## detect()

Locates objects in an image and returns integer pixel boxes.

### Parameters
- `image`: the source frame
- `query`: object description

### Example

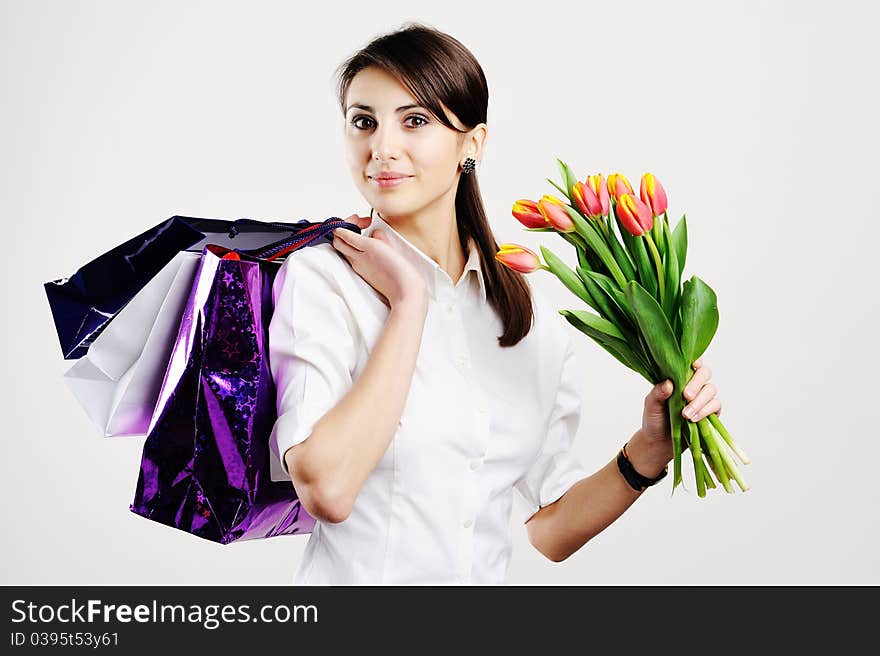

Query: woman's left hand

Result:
[640,357,723,447]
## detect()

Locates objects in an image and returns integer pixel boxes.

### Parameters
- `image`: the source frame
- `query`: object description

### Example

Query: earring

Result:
[462,156,476,174]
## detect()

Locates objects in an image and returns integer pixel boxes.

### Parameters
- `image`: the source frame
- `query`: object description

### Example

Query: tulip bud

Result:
[588,174,610,216]
[511,199,548,229]
[537,195,574,232]
[640,173,668,217]
[495,243,542,273]
[616,194,654,236]
[606,173,634,201]
[572,181,604,219]
[573,175,610,218]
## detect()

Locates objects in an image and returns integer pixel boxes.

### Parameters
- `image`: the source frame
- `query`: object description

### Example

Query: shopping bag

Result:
[44,216,312,359]
[62,251,201,437]
[129,216,358,543]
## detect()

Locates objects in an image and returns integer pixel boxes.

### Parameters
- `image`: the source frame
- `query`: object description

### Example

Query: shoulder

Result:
[275,241,351,289]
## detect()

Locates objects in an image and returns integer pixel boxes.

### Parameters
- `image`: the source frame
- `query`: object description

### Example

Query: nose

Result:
[370,121,401,163]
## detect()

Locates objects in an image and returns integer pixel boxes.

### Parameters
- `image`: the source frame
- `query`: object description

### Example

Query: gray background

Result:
[3,0,876,584]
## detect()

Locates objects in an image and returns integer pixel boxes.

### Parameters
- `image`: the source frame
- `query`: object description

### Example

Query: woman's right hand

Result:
[332,213,428,310]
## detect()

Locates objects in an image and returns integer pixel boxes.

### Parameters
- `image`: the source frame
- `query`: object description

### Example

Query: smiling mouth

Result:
[370,176,413,188]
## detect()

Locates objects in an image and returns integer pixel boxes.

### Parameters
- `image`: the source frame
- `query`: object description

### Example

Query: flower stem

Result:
[700,417,749,492]
[697,418,733,493]
[643,231,665,305]
[687,421,706,497]
[708,413,750,464]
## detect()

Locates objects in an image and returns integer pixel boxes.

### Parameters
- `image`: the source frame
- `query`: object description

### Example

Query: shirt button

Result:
[446,303,455,314]
[463,519,473,528]
[477,404,488,414]
[469,459,481,471]
[455,354,468,367]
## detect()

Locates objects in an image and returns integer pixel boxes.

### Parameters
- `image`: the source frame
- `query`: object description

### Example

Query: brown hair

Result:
[333,22,534,347]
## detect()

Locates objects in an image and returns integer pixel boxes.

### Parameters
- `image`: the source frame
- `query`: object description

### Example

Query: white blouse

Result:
[266,213,590,585]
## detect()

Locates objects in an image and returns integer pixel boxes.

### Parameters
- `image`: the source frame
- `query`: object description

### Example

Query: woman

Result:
[267,23,722,584]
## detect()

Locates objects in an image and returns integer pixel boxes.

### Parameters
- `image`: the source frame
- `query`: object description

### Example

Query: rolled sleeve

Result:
[267,251,359,481]
[514,335,590,524]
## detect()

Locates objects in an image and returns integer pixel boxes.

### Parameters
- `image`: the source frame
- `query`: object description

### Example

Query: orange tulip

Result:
[511,199,548,229]
[616,193,654,236]
[537,194,574,232]
[640,173,668,217]
[495,243,542,273]
[572,174,610,218]
[606,173,634,201]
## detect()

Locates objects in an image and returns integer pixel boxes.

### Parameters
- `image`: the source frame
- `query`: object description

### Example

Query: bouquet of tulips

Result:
[495,161,749,497]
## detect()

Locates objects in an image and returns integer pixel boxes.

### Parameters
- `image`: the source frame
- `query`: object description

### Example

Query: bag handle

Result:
[238,217,360,262]
[226,217,312,238]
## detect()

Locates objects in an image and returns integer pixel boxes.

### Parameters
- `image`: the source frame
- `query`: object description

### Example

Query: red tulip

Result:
[640,172,668,217]
[537,194,574,232]
[616,193,654,236]
[511,199,548,229]
[572,174,610,218]
[495,243,541,273]
[606,173,634,201]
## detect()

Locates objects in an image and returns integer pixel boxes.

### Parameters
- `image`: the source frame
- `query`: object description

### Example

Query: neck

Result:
[375,193,468,285]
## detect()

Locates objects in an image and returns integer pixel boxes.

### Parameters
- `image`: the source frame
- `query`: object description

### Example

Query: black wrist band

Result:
[616,442,669,491]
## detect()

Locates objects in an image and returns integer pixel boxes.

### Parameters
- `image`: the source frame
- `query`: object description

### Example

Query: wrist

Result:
[625,431,672,479]
[393,284,429,313]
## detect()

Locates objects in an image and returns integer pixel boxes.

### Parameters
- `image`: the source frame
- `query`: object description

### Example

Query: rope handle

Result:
[235,216,360,262]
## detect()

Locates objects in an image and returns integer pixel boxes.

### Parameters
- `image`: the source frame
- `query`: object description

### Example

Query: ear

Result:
[464,122,489,162]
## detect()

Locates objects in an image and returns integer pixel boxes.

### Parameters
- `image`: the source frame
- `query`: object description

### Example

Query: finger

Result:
[658,380,673,399]
[332,229,360,256]
[346,214,371,228]
[682,382,717,421]
[646,380,673,409]
[683,365,711,402]
[333,227,365,252]
[692,357,703,369]
[690,397,721,423]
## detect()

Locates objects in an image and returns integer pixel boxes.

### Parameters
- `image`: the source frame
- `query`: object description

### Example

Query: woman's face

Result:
[343,66,483,220]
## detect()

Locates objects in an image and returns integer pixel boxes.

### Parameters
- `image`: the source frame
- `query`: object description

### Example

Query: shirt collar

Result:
[361,213,487,304]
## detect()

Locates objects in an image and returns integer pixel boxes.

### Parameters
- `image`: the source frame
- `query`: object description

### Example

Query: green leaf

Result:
[604,217,637,282]
[546,177,570,200]
[679,276,719,366]
[661,218,681,323]
[578,269,659,375]
[523,226,557,232]
[556,158,579,201]
[624,280,687,384]
[540,245,597,310]
[577,267,629,329]
[671,213,688,279]
[561,205,627,289]
[559,310,654,381]
[559,308,626,340]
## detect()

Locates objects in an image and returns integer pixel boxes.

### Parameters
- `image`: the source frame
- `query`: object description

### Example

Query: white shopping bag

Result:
[63,250,201,437]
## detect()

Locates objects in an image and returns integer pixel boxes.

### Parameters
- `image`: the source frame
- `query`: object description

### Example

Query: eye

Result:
[405,114,429,127]
[350,114,429,130]
[351,115,374,130]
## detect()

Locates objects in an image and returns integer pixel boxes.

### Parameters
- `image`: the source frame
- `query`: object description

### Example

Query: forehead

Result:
[346,67,418,111]
[344,66,465,131]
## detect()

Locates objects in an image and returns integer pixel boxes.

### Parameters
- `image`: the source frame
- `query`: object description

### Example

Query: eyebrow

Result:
[346,103,425,114]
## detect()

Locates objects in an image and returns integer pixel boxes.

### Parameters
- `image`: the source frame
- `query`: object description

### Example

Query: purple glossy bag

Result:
[129,216,359,543]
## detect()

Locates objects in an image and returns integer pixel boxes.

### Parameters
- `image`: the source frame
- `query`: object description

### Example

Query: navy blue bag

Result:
[44,216,359,359]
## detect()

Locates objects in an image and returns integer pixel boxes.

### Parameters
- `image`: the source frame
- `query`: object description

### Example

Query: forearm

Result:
[288,294,428,519]
[529,429,672,562]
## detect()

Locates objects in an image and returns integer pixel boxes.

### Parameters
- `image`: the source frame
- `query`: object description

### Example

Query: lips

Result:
[369,172,412,180]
